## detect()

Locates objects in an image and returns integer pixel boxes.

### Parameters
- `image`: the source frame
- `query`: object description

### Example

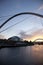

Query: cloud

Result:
[0,35,5,39]
[38,5,43,10]
[31,28,43,40]
[32,28,43,36]
[19,30,33,41]
[19,28,43,41]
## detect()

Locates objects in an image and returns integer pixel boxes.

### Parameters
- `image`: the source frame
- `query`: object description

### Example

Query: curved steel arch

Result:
[0,12,43,28]
[34,38,43,42]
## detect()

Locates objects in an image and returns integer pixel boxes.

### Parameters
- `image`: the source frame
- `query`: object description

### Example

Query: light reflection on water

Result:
[0,45,43,65]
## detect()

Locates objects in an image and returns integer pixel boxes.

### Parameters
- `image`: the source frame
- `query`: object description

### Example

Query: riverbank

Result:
[0,43,34,49]
[0,39,43,49]
[0,44,43,49]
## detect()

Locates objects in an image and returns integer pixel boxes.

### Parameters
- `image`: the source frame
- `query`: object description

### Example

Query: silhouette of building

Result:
[8,36,23,41]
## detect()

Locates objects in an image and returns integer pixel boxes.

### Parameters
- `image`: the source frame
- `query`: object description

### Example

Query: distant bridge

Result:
[0,12,43,28]
[34,38,43,42]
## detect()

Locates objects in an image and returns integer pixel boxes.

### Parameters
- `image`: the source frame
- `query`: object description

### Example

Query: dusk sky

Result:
[0,0,43,41]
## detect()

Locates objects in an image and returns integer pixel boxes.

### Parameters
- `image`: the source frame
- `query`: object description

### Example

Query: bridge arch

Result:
[0,12,43,28]
[34,38,43,42]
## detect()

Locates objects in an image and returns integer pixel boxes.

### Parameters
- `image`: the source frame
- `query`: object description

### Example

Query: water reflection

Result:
[31,45,43,65]
[0,45,43,65]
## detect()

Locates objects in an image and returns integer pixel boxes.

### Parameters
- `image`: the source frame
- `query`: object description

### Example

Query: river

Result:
[0,45,43,65]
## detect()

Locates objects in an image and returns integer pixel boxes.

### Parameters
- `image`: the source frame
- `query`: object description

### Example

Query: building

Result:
[8,36,23,42]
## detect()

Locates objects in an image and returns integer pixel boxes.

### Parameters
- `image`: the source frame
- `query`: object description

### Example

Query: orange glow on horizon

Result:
[23,35,43,42]
[31,36,43,41]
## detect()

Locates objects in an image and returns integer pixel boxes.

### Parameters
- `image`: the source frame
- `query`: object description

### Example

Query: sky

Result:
[0,0,43,41]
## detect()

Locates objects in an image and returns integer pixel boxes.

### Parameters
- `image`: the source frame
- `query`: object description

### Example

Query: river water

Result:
[0,45,43,65]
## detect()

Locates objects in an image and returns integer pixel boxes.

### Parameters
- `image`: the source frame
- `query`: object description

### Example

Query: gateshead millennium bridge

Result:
[0,12,43,28]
